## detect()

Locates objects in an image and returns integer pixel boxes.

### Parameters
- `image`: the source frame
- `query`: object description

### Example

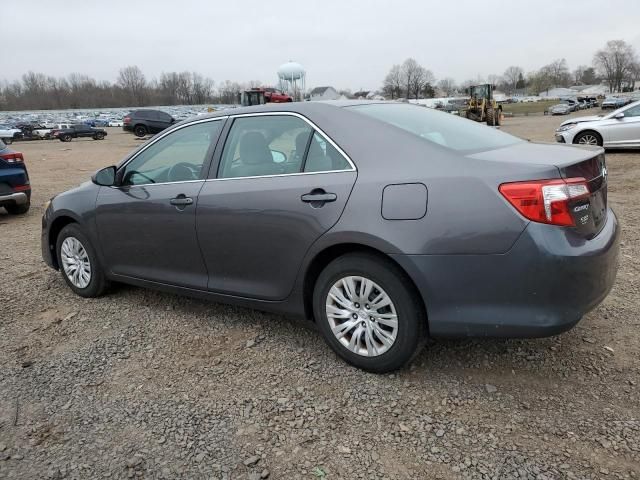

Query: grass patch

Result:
[501,100,558,115]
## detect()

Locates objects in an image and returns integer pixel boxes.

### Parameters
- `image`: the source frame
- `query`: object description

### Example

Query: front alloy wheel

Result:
[60,236,92,289]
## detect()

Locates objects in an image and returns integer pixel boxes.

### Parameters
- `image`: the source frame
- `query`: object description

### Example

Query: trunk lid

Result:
[469,142,608,238]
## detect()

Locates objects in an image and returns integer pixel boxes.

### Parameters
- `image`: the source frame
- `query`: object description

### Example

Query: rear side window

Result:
[304,132,351,172]
[351,103,522,151]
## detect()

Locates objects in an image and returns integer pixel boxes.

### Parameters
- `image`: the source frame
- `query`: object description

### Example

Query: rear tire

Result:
[62,134,72,142]
[313,252,426,373]
[56,224,109,298]
[5,201,30,215]
[134,125,147,137]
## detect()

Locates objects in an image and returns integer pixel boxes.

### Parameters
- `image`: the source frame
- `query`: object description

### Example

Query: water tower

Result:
[277,61,306,101]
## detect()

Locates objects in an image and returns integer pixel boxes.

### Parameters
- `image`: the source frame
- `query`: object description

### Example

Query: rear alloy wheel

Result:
[134,125,147,137]
[56,224,109,297]
[313,253,426,372]
[62,134,72,142]
[574,131,602,147]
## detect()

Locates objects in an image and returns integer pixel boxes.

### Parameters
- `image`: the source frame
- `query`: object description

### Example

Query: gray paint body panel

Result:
[41,101,620,339]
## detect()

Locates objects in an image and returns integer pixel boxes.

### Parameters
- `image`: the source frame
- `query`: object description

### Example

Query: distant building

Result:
[308,86,340,101]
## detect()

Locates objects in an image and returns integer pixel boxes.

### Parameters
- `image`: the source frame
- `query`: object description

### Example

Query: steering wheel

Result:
[168,162,199,182]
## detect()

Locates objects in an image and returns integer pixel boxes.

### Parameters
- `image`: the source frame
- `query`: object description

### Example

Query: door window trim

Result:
[209,111,356,182]
[115,116,228,187]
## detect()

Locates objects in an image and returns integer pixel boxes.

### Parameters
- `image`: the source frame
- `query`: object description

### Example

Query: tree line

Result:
[383,39,639,99]
[0,65,262,111]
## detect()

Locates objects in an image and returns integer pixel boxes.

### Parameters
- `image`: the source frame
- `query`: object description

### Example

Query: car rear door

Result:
[196,113,357,300]
[95,118,225,289]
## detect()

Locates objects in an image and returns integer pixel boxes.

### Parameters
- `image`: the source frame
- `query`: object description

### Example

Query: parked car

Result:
[123,109,175,137]
[549,103,571,115]
[560,99,579,112]
[0,124,24,144]
[555,99,640,148]
[52,124,107,142]
[601,97,627,110]
[0,140,30,214]
[41,101,619,372]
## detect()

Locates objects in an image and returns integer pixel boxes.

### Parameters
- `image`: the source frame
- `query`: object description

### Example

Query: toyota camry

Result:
[42,101,619,372]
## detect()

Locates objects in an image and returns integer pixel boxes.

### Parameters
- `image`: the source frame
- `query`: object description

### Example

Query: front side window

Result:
[623,104,640,117]
[351,103,522,151]
[218,115,313,178]
[121,120,222,186]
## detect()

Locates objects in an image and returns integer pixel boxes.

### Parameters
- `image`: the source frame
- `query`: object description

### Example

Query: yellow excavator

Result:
[463,84,502,126]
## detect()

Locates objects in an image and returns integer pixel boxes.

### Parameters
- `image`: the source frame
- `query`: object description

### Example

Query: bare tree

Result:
[544,59,571,87]
[502,66,523,93]
[382,64,402,99]
[593,40,638,92]
[118,65,147,105]
[437,77,456,96]
[401,58,421,99]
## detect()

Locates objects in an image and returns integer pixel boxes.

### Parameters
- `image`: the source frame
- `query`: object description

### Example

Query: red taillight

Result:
[0,152,24,163]
[123,116,131,124]
[499,177,590,226]
[13,184,30,192]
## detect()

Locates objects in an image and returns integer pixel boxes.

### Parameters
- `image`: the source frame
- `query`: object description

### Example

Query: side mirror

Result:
[614,112,625,119]
[92,165,116,186]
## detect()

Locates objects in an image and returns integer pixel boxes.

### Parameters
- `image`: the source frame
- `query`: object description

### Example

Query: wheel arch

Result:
[48,214,79,269]
[302,242,429,333]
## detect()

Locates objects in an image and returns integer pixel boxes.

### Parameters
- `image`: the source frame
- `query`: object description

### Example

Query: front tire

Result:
[56,224,109,298]
[3,137,13,145]
[574,131,602,147]
[313,253,426,373]
[62,134,72,142]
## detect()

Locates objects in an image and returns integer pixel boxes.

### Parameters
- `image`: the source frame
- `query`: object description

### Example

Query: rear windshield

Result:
[350,103,522,151]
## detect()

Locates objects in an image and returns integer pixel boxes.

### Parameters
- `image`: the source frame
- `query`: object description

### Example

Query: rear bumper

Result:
[122,125,134,132]
[0,191,29,206]
[392,209,620,338]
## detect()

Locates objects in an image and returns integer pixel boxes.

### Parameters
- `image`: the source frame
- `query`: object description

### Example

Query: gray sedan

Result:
[42,101,619,372]
[555,100,640,147]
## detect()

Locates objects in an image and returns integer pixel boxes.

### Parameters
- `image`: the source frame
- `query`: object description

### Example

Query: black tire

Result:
[95,132,105,140]
[134,125,147,137]
[495,108,502,126]
[3,137,13,145]
[5,201,30,215]
[62,134,72,142]
[56,224,109,298]
[573,130,603,147]
[313,252,427,373]
[486,107,496,126]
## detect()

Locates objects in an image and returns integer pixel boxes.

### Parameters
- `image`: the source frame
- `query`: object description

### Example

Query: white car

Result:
[34,123,73,139]
[0,125,22,144]
[555,100,640,148]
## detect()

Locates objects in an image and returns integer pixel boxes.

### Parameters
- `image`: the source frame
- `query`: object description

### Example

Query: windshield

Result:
[350,103,522,151]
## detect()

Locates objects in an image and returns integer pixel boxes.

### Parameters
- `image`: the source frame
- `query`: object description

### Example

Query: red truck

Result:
[241,87,292,106]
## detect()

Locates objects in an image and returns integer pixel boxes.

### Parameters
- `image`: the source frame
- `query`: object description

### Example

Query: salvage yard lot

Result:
[1,113,639,479]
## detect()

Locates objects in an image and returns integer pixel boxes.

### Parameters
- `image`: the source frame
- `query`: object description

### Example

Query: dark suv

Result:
[123,110,175,137]
[0,140,30,214]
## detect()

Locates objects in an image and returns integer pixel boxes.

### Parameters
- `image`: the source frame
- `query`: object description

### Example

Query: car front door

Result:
[95,118,225,288]
[601,104,640,147]
[196,113,357,300]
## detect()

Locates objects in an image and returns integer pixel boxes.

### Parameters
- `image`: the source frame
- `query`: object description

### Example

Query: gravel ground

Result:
[1,113,638,479]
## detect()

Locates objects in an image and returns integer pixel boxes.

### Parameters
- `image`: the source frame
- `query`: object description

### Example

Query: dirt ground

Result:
[0,112,638,479]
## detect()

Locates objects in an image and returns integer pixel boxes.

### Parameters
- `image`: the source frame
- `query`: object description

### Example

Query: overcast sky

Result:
[6,0,640,90]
